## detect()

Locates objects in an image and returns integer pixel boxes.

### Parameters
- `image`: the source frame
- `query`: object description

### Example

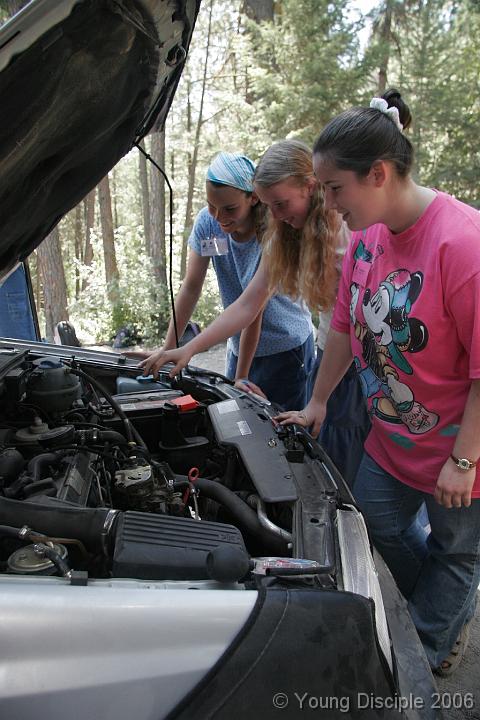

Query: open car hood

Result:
[0,0,200,281]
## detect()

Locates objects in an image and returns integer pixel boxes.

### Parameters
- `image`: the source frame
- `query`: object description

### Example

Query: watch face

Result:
[459,458,471,470]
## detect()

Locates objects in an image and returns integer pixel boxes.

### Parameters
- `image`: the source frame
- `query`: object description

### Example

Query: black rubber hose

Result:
[0,524,49,543]
[75,429,129,446]
[73,428,151,463]
[68,367,140,447]
[0,524,23,539]
[0,449,25,485]
[36,544,71,578]
[174,477,288,555]
[0,497,117,552]
[23,479,57,498]
[26,453,59,483]
[3,453,61,498]
[99,430,129,445]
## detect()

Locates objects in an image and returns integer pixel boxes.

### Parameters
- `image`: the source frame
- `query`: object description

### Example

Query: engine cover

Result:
[208,399,298,503]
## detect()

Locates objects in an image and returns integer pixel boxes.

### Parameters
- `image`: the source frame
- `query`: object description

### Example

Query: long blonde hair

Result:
[254,139,341,311]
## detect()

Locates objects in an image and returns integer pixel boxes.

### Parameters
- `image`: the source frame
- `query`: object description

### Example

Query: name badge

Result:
[200,236,229,257]
[352,258,371,286]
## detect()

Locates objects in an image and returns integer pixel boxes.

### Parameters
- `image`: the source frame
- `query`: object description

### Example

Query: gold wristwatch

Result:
[450,454,477,471]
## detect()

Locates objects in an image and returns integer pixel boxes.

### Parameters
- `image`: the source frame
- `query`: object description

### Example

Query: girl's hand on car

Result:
[274,399,327,438]
[234,378,267,399]
[139,345,192,378]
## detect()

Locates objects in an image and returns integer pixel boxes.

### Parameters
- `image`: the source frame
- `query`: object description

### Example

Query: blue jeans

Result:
[354,452,480,668]
[225,333,315,411]
[307,348,371,488]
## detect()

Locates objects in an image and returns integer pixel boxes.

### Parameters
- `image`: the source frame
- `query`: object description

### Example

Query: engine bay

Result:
[0,344,350,587]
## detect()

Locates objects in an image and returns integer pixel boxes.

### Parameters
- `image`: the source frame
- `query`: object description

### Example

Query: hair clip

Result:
[369,97,403,131]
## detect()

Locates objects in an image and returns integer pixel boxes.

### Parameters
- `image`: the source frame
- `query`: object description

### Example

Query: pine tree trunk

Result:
[36,227,69,342]
[139,139,152,255]
[74,204,82,300]
[242,0,274,22]
[377,0,393,94]
[111,169,119,229]
[410,0,431,178]
[149,130,167,288]
[98,174,120,304]
[180,0,214,280]
[82,189,95,292]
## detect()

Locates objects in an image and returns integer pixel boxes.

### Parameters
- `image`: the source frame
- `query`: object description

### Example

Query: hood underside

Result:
[0,0,199,280]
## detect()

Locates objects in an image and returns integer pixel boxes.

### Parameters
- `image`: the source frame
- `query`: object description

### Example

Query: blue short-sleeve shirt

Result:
[188,207,313,357]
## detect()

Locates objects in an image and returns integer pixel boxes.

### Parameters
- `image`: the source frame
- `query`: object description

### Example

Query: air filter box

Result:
[112,511,247,581]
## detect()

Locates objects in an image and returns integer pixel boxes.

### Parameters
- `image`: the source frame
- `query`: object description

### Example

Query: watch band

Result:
[450,454,477,471]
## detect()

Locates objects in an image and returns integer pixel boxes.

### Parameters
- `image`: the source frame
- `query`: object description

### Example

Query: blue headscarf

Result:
[206,152,256,193]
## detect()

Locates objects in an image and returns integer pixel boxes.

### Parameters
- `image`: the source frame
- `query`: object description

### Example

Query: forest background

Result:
[1,0,479,346]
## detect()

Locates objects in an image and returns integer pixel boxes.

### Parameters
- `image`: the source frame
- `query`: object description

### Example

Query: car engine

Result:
[0,346,347,586]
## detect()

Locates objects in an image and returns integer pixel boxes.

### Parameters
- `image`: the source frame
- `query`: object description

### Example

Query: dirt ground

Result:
[195,343,480,718]
[191,342,228,375]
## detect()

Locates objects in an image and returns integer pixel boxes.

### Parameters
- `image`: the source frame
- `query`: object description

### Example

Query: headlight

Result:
[337,506,393,672]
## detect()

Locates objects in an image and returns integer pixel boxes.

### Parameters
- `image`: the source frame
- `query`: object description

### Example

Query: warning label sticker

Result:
[217,400,239,414]
[237,420,252,435]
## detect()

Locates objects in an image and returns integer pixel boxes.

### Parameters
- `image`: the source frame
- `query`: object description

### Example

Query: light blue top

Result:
[188,207,313,357]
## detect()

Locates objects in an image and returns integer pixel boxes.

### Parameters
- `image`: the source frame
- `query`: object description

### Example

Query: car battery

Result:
[157,395,210,474]
[105,390,209,470]
[103,388,183,450]
[113,388,184,412]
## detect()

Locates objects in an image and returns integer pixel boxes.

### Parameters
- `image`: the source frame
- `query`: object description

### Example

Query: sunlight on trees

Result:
[4,0,476,345]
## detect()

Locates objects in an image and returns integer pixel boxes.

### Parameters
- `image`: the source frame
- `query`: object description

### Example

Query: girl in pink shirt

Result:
[277,89,480,678]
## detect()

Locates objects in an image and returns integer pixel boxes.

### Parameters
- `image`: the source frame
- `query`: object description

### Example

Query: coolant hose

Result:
[174,476,288,555]
[75,429,129,446]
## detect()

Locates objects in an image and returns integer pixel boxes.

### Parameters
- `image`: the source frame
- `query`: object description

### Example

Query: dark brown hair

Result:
[313,89,413,177]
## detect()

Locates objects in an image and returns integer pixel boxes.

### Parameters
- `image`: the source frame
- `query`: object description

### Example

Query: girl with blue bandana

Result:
[141,151,315,410]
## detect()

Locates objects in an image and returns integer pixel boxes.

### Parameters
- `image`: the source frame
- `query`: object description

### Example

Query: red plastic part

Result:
[169,394,200,411]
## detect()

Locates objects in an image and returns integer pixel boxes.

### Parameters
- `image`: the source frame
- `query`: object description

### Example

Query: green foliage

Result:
[28,0,480,342]
[243,0,366,143]
[373,0,479,205]
[190,267,224,330]
[66,223,171,346]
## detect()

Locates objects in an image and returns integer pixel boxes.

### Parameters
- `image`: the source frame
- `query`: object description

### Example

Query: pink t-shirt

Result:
[331,191,480,496]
